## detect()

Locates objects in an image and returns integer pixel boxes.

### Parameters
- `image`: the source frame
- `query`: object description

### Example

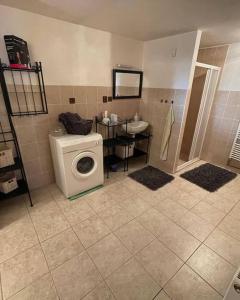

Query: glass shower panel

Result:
[192,69,219,159]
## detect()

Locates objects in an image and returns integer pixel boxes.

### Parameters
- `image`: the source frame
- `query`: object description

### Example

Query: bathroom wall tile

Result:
[86,86,97,105]
[97,86,108,103]
[20,142,39,162]
[15,125,37,145]
[60,86,74,105]
[75,103,87,118]
[74,86,87,103]
[45,85,61,105]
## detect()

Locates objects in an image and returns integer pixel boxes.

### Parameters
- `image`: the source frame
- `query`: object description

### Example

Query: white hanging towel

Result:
[160,104,175,160]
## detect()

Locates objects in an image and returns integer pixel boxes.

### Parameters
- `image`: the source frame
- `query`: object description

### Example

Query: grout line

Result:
[26,191,61,300]
[51,189,118,300]
[1,168,238,299]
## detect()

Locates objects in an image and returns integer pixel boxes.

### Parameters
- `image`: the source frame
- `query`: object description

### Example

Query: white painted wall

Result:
[143,31,200,89]
[219,43,240,91]
[0,5,143,86]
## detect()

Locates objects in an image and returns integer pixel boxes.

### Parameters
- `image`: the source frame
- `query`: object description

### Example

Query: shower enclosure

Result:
[177,62,220,169]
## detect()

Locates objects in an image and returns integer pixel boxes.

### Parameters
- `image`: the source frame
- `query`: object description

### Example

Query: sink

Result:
[122,121,149,135]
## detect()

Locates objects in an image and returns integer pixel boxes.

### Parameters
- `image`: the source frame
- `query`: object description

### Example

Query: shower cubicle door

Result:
[189,66,220,160]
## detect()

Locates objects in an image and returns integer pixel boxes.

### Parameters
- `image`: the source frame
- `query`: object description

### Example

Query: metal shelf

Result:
[0,61,48,116]
[0,180,28,200]
[0,58,34,206]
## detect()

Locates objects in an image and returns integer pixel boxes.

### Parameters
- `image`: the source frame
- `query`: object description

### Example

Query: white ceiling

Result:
[1,0,240,46]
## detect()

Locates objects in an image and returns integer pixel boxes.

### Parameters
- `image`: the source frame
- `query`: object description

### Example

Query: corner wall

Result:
[200,45,240,169]
[141,31,201,173]
[0,5,143,189]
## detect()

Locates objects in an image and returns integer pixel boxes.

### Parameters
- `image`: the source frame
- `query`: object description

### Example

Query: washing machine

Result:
[49,133,104,198]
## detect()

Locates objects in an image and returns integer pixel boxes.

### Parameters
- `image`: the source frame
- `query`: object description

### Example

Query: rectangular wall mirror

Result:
[112,69,143,99]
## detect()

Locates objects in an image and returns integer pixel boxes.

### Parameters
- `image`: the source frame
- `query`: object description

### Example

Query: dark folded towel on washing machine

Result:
[59,112,93,135]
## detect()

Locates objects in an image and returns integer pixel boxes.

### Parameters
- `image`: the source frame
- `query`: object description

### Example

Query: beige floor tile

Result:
[136,239,183,286]
[86,191,117,212]
[228,201,240,222]
[172,191,201,209]
[189,188,210,200]
[8,273,58,300]
[0,196,28,226]
[29,200,70,241]
[106,258,160,300]
[191,201,225,226]
[205,193,238,213]
[137,208,169,237]
[154,198,188,222]
[114,220,155,254]
[98,205,134,231]
[218,215,240,242]
[119,194,150,218]
[73,216,110,248]
[205,229,240,267]
[87,233,131,278]
[160,185,179,198]
[41,228,83,270]
[138,209,200,260]
[59,198,96,225]
[107,181,137,200]
[0,245,48,299]
[221,189,240,202]
[137,190,165,207]
[156,219,201,261]
[164,265,222,300]
[187,244,236,296]
[82,282,115,300]
[121,178,148,194]
[178,182,198,193]
[154,290,171,300]
[52,251,102,300]
[0,215,38,264]
[177,211,214,242]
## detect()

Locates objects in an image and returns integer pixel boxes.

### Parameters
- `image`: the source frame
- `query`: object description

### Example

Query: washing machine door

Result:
[72,151,98,178]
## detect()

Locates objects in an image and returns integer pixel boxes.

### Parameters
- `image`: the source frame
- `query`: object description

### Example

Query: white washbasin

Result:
[122,121,149,135]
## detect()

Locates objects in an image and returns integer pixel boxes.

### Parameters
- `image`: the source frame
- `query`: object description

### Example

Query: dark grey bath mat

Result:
[180,163,237,192]
[128,166,174,191]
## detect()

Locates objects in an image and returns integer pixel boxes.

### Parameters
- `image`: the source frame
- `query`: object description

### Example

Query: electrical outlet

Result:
[103,96,107,103]
[108,96,112,102]
[69,97,75,104]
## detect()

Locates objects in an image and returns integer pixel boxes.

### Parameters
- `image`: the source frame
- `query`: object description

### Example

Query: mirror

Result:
[112,69,143,99]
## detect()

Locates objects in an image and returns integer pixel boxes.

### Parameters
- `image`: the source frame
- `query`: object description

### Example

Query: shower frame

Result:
[175,62,221,171]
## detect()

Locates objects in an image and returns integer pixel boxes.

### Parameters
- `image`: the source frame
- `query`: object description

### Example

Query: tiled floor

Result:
[0,161,240,299]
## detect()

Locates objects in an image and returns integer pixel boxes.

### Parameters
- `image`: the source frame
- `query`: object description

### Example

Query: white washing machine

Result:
[49,133,104,198]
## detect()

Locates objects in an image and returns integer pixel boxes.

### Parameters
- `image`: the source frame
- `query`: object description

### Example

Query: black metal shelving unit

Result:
[0,60,48,206]
[95,117,151,178]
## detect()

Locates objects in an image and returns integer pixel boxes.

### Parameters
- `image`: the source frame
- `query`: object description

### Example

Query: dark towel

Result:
[59,112,93,135]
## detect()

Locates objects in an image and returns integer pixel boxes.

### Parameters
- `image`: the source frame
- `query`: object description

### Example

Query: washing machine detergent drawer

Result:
[63,147,104,197]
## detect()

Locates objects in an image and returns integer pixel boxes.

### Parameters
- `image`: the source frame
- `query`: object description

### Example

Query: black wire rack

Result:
[0,60,48,116]
[0,59,49,206]
[0,118,33,206]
